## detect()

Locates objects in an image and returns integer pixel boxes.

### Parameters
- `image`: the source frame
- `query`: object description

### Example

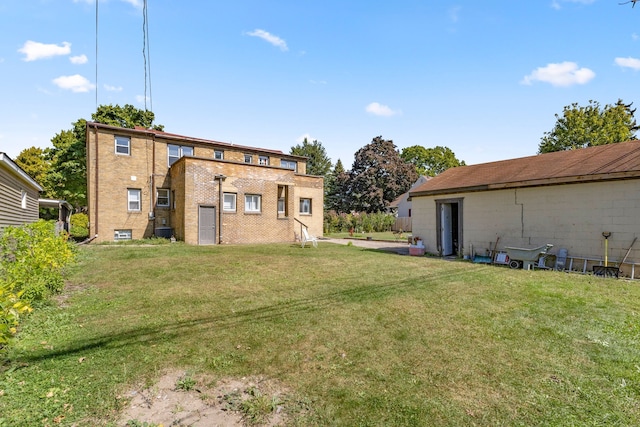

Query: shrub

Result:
[0,220,76,301]
[0,284,31,350]
[324,211,396,233]
[70,213,89,239]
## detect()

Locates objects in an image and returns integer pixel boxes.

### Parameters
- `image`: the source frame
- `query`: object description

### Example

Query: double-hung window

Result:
[281,160,297,171]
[300,198,312,215]
[259,155,269,165]
[128,189,141,211]
[223,193,237,212]
[244,154,253,164]
[277,185,288,216]
[115,136,131,155]
[156,189,170,207]
[245,194,261,213]
[168,144,194,166]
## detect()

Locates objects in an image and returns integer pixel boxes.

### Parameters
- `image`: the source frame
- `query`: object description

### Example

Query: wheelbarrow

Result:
[504,244,553,270]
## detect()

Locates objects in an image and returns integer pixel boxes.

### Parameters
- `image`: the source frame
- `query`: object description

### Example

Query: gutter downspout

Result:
[215,174,226,244]
[92,123,99,237]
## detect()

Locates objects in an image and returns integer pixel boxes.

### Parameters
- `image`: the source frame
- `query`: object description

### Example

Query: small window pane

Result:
[259,156,269,165]
[278,198,285,214]
[245,194,261,212]
[244,154,253,163]
[182,146,193,157]
[168,145,180,166]
[115,136,130,155]
[215,150,224,160]
[157,189,170,207]
[223,193,236,211]
[21,190,27,209]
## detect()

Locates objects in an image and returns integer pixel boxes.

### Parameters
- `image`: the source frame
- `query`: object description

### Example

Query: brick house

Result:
[86,122,323,244]
[409,141,640,274]
[0,152,43,232]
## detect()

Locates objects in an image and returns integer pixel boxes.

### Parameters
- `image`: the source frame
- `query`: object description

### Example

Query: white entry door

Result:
[441,203,453,256]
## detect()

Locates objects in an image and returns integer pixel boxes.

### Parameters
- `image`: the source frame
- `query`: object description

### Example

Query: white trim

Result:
[0,152,43,192]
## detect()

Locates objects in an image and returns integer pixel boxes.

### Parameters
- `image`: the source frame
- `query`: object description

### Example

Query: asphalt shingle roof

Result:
[410,140,640,197]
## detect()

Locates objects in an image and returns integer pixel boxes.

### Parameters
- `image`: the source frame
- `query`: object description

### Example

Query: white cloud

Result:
[19,41,71,61]
[297,133,314,143]
[70,54,88,65]
[122,0,143,8]
[309,79,327,85]
[52,74,95,93]
[104,84,123,92]
[633,33,639,41]
[246,29,288,51]
[615,57,640,70]
[551,0,595,10]
[449,6,461,23]
[365,102,401,117]
[521,62,595,87]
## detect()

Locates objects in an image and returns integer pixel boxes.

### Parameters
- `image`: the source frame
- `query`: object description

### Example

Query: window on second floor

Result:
[214,150,224,160]
[281,160,297,171]
[168,144,194,166]
[128,188,141,211]
[244,154,253,164]
[115,136,131,155]
[259,155,269,165]
[156,188,170,207]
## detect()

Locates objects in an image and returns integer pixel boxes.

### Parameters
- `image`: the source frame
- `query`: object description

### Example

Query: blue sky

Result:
[1,0,640,167]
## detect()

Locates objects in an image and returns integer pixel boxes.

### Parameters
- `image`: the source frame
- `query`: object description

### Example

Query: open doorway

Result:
[436,198,463,256]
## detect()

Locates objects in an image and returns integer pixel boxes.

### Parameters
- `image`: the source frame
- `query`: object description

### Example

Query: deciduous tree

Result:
[538,99,638,154]
[347,136,418,213]
[401,145,465,176]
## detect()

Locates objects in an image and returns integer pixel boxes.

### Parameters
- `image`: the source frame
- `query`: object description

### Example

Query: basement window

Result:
[114,229,132,241]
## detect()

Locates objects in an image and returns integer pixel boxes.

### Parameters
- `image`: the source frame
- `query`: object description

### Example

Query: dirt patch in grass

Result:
[118,370,292,426]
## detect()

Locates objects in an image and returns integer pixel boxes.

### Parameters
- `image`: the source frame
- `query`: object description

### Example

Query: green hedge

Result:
[324,211,396,234]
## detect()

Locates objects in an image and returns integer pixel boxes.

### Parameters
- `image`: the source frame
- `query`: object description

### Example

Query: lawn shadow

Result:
[14,265,481,365]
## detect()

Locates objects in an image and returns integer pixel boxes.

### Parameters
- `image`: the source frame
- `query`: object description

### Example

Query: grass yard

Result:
[2,242,640,426]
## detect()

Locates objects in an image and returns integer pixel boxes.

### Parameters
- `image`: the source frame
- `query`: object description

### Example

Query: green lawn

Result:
[2,242,640,426]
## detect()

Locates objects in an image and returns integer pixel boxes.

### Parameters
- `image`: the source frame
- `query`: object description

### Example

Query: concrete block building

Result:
[86,122,323,244]
[409,141,640,273]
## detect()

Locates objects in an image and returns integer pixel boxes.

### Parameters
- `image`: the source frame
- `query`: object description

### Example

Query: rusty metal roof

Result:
[410,140,640,197]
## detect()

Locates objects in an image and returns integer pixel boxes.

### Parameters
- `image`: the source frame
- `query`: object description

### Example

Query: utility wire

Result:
[95,0,99,110]
[143,0,152,113]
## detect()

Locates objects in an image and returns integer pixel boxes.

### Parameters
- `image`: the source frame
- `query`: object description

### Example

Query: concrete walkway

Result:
[321,237,410,255]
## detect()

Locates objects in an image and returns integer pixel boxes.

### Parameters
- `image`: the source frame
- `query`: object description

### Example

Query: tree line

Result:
[15,98,639,220]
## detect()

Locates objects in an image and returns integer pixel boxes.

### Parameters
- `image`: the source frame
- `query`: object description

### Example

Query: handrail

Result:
[293,217,309,229]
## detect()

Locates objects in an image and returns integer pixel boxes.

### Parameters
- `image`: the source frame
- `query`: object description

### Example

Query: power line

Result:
[95,0,99,110]
[143,0,152,113]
